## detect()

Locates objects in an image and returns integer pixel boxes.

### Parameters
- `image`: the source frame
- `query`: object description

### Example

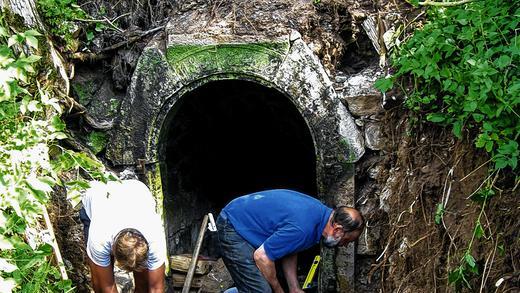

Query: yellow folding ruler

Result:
[302,255,321,289]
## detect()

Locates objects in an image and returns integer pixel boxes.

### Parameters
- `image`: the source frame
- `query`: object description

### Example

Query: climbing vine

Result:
[0,12,113,292]
[376,0,519,289]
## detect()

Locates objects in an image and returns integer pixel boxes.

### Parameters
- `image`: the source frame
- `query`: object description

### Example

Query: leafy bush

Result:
[0,16,113,291]
[376,0,519,289]
[377,0,519,172]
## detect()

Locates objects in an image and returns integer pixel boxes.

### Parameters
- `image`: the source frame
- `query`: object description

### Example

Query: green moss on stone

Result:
[166,41,289,77]
[72,81,94,105]
[109,98,120,114]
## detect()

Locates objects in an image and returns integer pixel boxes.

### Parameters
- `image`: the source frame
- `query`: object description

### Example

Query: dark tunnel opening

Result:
[161,79,319,283]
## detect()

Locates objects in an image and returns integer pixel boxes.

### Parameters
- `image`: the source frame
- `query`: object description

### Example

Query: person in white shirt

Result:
[80,179,167,293]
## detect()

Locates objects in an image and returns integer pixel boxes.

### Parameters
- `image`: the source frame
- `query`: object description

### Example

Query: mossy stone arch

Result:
[106,31,364,292]
[107,32,363,178]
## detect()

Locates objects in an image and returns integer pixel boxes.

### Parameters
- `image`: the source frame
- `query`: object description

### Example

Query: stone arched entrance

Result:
[106,29,364,291]
[160,77,318,266]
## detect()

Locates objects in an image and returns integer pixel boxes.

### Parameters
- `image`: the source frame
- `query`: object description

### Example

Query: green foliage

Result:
[376,0,519,289]
[87,131,107,155]
[377,0,520,172]
[448,252,479,290]
[36,0,85,51]
[0,21,112,291]
[434,202,444,225]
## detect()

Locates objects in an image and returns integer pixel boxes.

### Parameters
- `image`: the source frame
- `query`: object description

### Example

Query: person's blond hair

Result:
[112,228,149,272]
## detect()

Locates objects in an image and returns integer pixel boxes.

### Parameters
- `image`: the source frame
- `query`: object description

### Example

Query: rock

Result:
[337,66,384,117]
[114,267,134,293]
[380,169,398,212]
[364,121,385,151]
[201,258,233,293]
[368,164,383,180]
[72,68,123,130]
[357,216,381,256]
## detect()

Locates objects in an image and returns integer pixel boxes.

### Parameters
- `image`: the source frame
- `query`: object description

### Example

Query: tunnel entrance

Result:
[161,78,319,281]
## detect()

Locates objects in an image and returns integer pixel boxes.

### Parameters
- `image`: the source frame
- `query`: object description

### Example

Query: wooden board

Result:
[171,273,203,288]
[170,254,215,275]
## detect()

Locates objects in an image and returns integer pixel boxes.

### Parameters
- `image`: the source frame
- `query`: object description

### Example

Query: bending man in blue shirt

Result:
[217,189,364,293]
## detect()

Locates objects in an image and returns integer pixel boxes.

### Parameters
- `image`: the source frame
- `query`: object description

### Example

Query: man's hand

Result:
[281,254,305,293]
[254,245,284,293]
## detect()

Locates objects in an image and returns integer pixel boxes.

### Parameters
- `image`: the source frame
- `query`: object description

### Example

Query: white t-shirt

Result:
[82,179,167,270]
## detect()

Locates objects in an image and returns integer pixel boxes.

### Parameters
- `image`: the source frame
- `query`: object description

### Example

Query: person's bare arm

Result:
[281,254,304,293]
[133,264,165,293]
[87,258,118,293]
[254,245,284,293]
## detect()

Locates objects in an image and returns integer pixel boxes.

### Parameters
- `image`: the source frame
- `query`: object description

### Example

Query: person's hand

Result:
[288,288,305,293]
[273,288,285,293]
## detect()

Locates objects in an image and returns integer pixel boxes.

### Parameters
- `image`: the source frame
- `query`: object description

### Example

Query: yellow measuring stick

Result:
[302,255,321,289]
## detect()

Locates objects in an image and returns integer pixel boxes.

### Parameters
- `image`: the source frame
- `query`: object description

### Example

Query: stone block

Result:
[364,121,385,151]
[336,66,384,117]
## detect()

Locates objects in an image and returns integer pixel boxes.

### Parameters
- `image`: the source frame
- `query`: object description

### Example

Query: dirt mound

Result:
[369,108,519,292]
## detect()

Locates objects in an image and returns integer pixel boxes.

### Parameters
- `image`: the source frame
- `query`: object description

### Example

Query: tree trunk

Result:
[1,0,42,27]
[1,0,71,94]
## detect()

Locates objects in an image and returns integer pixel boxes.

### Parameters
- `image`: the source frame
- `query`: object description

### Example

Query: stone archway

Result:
[160,78,319,268]
[106,28,364,292]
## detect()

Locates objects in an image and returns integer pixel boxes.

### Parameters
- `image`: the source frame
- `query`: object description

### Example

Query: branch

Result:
[69,26,165,62]
[418,0,474,6]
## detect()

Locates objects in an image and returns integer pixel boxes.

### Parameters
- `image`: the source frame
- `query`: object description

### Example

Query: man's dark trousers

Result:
[217,212,272,293]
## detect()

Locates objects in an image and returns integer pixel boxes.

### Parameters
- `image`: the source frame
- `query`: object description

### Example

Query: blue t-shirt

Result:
[222,189,332,261]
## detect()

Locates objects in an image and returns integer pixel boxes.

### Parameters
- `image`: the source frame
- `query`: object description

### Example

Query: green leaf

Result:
[374,77,394,92]
[23,29,42,37]
[434,203,444,225]
[0,235,14,250]
[470,188,495,203]
[25,35,39,50]
[464,253,476,268]
[427,113,446,123]
[51,116,66,131]
[485,140,494,152]
[495,55,511,69]
[448,267,463,284]
[24,54,41,63]
[452,120,463,139]
[463,101,477,112]
[474,222,484,239]
[498,244,505,256]
[86,31,95,41]
[7,34,24,47]
[472,113,484,122]
[0,26,8,37]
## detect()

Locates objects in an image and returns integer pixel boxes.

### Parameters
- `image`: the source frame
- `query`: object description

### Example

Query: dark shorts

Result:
[79,206,90,243]
[216,213,272,293]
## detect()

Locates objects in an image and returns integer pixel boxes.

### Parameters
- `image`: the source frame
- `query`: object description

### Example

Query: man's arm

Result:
[133,264,165,293]
[87,258,117,293]
[254,245,284,293]
[281,254,304,293]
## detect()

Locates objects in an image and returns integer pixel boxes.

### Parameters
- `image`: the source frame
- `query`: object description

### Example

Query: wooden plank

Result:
[170,254,215,275]
[171,273,203,288]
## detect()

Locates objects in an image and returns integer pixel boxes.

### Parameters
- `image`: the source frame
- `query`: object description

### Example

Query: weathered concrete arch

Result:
[107,31,364,189]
